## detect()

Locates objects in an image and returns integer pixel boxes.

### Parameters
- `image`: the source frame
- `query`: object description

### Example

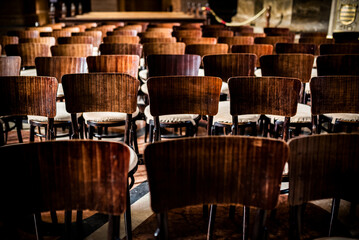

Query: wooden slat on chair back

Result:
[228,76,301,116]
[317,54,359,76]
[0,56,21,76]
[140,37,176,44]
[146,28,173,34]
[104,36,140,44]
[288,134,359,206]
[181,37,217,45]
[107,30,137,36]
[58,36,94,45]
[254,36,294,46]
[310,76,359,115]
[275,43,316,55]
[72,31,102,48]
[0,140,129,215]
[203,53,256,83]
[5,43,51,67]
[51,44,93,57]
[231,44,273,68]
[35,57,87,83]
[19,37,56,46]
[122,24,142,32]
[147,76,221,116]
[145,136,288,212]
[299,37,334,45]
[202,30,234,38]
[62,73,139,114]
[218,36,254,50]
[172,30,202,40]
[99,43,143,57]
[87,55,139,79]
[0,76,57,117]
[147,54,201,77]
[0,36,19,55]
[320,43,359,55]
[41,30,72,44]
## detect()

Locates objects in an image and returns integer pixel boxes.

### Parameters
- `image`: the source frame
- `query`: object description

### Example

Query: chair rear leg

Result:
[15,117,23,143]
[289,205,302,240]
[329,198,340,237]
[108,215,120,240]
[155,213,169,240]
[243,206,250,240]
[207,204,217,240]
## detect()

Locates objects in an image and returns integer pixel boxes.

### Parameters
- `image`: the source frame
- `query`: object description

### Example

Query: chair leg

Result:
[131,121,139,154]
[243,206,250,240]
[207,204,217,240]
[125,183,133,240]
[30,125,35,142]
[15,117,23,143]
[149,123,154,143]
[252,209,267,240]
[329,198,340,237]
[155,213,169,240]
[108,215,120,240]
[289,205,302,240]
[144,123,149,143]
[33,213,43,240]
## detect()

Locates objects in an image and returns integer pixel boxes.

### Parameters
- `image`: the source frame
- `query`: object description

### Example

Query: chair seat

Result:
[324,113,359,124]
[144,105,198,125]
[266,103,311,124]
[83,107,140,123]
[214,101,260,125]
[28,102,71,122]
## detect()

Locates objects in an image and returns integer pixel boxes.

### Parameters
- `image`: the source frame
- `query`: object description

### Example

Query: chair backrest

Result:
[172,30,202,40]
[218,36,254,50]
[229,25,254,35]
[288,134,359,206]
[310,76,359,115]
[90,25,116,37]
[51,44,93,57]
[145,136,288,212]
[203,53,256,83]
[140,37,176,44]
[254,36,294,46]
[320,43,359,55]
[0,56,21,76]
[0,140,129,216]
[264,27,290,36]
[298,37,334,55]
[231,44,273,68]
[104,36,140,44]
[202,30,234,38]
[146,28,172,34]
[35,56,87,84]
[9,30,40,39]
[0,36,19,55]
[138,31,172,38]
[147,54,201,77]
[5,43,51,68]
[0,76,57,118]
[300,32,327,38]
[19,37,56,47]
[143,42,185,66]
[181,37,217,45]
[99,43,143,57]
[41,30,72,43]
[122,24,142,32]
[316,54,359,76]
[27,26,53,33]
[87,55,139,79]
[62,73,139,114]
[185,43,228,58]
[333,31,359,43]
[229,76,301,117]
[275,43,316,55]
[58,36,94,45]
[107,30,137,36]
[72,31,102,48]
[201,25,225,30]
[147,76,221,117]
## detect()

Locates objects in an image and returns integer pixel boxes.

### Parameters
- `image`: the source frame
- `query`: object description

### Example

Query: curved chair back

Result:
[181,37,217,45]
[300,32,327,38]
[202,30,234,38]
[5,43,51,68]
[333,31,359,43]
[99,43,142,57]
[58,36,94,45]
[107,29,137,36]
[264,27,290,36]
[0,56,21,76]
[231,44,273,68]
[140,37,176,44]
[317,54,359,76]
[275,43,316,55]
[72,31,102,48]
[19,37,56,47]
[172,30,202,40]
[51,44,93,57]
[9,30,40,39]
[143,42,185,64]
[229,25,254,35]
[27,26,52,33]
[90,25,116,37]
[320,43,359,55]
[254,36,294,46]
[185,44,228,67]
[41,30,72,44]
[218,36,254,50]
[104,36,140,44]
[138,31,172,38]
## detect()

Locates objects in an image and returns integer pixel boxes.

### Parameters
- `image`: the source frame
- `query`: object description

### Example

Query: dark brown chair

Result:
[72,31,102,48]
[178,22,202,29]
[218,36,254,51]
[0,36,19,55]
[99,43,143,57]
[0,56,21,76]
[104,36,140,44]
[51,44,93,57]
[40,30,72,44]
[172,29,202,41]
[5,43,51,68]
[0,140,130,240]
[181,37,217,45]
[264,27,290,36]
[145,135,288,240]
[202,29,234,38]
[107,30,138,36]
[229,26,254,36]
[300,32,327,38]
[147,76,221,142]
[311,76,359,134]
[288,134,359,239]
[254,36,294,47]
[333,31,359,43]
[232,44,273,68]
[320,43,359,55]
[201,24,225,30]
[19,37,56,46]
[299,37,334,55]
[140,37,176,44]
[57,36,94,45]
[317,54,359,76]
[275,43,316,55]
[185,44,228,67]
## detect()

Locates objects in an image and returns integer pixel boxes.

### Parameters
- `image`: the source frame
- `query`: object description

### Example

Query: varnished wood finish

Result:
[232,44,273,68]
[288,133,359,206]
[317,54,359,76]
[275,43,316,55]
[179,23,202,29]
[172,30,202,41]
[108,30,138,36]
[203,53,256,83]
[143,42,185,60]
[185,43,228,58]
[87,55,140,79]
[51,44,93,57]
[140,37,176,44]
[0,36,19,55]
[121,24,142,33]
[5,43,51,68]
[229,26,254,36]
[40,31,72,43]
[58,36,94,45]
[298,37,334,55]
[310,76,359,115]
[202,30,234,38]
[90,25,116,37]
[320,44,359,55]
[99,43,143,57]
[148,23,179,28]
[254,36,294,46]
[181,37,217,45]
[72,31,102,48]
[333,31,359,43]
[35,57,87,84]
[9,30,40,39]
[104,36,140,44]
[264,27,289,36]
[105,22,124,27]
[19,37,56,46]
[146,28,172,34]
[145,136,288,212]
[138,31,172,38]
[44,23,66,30]
[147,76,221,116]
[218,36,254,50]
[62,73,139,114]
[0,56,21,76]
[300,32,327,38]
[27,26,53,33]
[0,140,129,216]
[147,54,201,77]
[201,25,225,30]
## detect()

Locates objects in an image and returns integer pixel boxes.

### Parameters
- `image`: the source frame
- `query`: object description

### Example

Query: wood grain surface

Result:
[0,56,21,76]
[99,43,143,57]
[232,44,273,68]
[51,44,93,57]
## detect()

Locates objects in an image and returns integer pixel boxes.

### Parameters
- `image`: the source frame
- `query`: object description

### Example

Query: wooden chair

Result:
[143,42,185,67]
[179,22,202,29]
[311,76,359,134]
[202,29,234,38]
[27,26,53,33]
[218,36,254,51]
[317,54,359,76]
[300,32,327,38]
[121,24,142,33]
[288,134,359,239]
[0,56,21,76]
[40,30,72,44]
[72,31,102,48]
[104,36,140,44]
[320,43,359,55]
[0,36,19,55]
[5,43,51,68]
[57,36,94,45]
[108,30,138,36]
[44,22,65,30]
[8,30,40,39]
[264,27,290,36]
[181,37,217,45]
[127,22,148,32]
[172,29,202,41]
[0,76,57,146]
[138,31,172,38]
[260,54,314,137]
[185,44,228,67]
[201,24,226,30]
[275,43,316,55]
[146,28,172,34]
[229,25,254,36]
[333,31,359,43]
[140,37,176,44]
[231,44,273,68]
[0,140,130,240]
[19,37,56,46]
[145,135,288,240]
[90,25,116,37]
[62,27,81,33]
[104,21,124,27]
[99,43,143,57]
[51,44,93,57]
[299,37,334,55]
[147,76,221,142]
[148,23,179,28]
[254,36,294,47]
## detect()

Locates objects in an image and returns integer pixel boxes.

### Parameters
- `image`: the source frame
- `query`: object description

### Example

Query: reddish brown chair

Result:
[143,42,185,67]
[99,43,143,57]
[185,44,229,67]
[254,36,294,47]
[231,44,273,68]
[140,37,176,44]
[89,25,116,37]
[181,37,217,45]
[316,54,359,76]
[0,36,19,55]
[104,36,140,44]
[264,27,290,36]
[218,36,254,51]
[107,30,138,36]
[5,43,51,68]
[57,36,94,45]
[27,26,53,33]
[300,32,327,38]
[138,31,172,38]
[229,25,254,36]
[172,29,202,41]
[0,56,21,76]
[19,37,56,46]
[8,30,40,39]
[72,31,102,48]
[202,30,234,38]
[51,44,93,57]
[40,30,72,43]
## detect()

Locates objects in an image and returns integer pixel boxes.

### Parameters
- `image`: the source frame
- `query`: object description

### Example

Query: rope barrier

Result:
[203,6,268,27]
